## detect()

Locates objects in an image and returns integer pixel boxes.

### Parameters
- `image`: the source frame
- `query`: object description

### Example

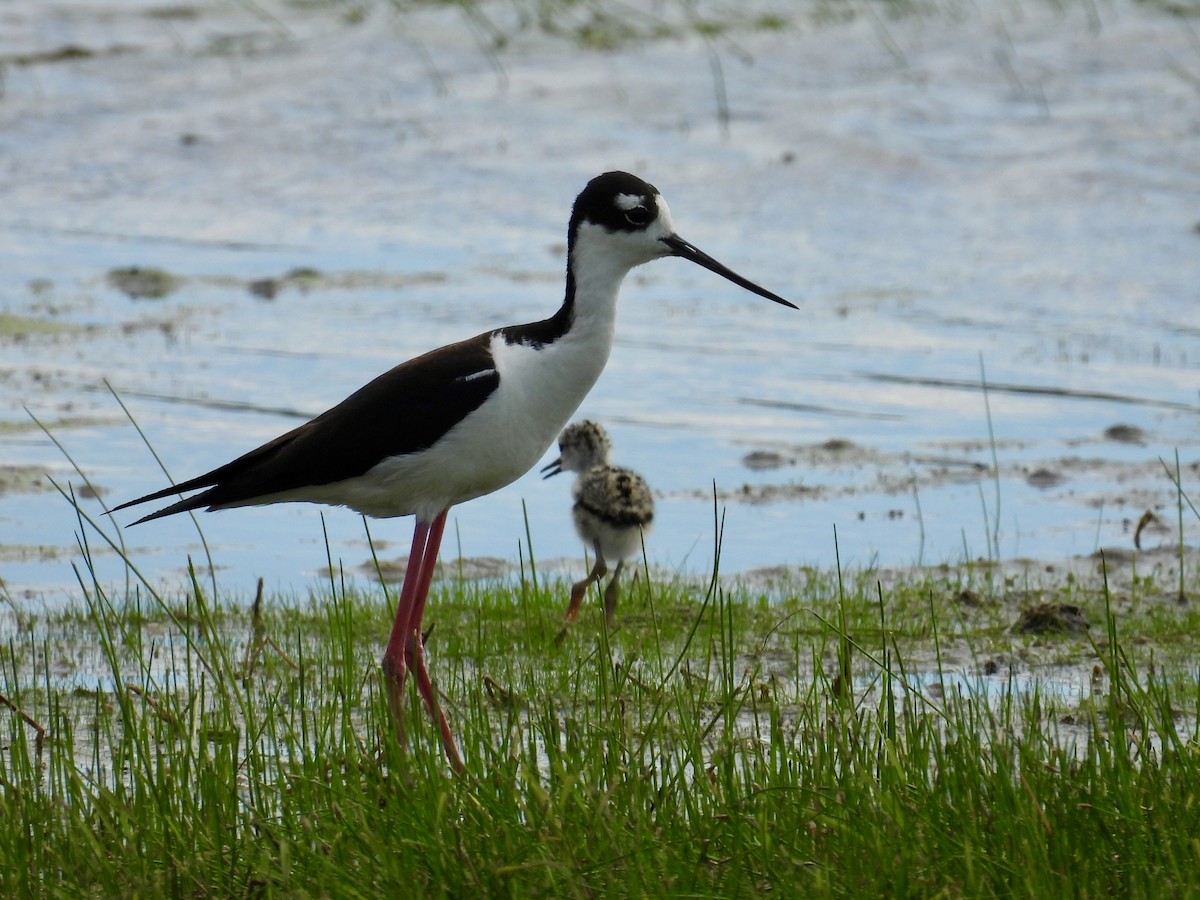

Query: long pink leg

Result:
[406,512,463,771]
[381,510,463,771]
[382,518,434,745]
[404,510,447,669]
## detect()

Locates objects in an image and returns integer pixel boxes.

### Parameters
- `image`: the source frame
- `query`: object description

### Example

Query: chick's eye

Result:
[624,206,652,226]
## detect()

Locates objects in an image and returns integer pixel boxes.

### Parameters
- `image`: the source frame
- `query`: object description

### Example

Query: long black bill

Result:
[660,234,797,309]
[540,458,563,479]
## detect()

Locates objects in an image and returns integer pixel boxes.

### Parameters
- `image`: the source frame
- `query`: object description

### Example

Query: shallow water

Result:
[1,0,1197,605]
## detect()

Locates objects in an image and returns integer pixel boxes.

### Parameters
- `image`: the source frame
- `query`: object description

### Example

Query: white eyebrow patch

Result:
[615,192,647,211]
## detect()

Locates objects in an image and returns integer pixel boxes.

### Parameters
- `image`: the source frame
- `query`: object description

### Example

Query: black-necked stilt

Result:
[113,170,795,771]
[542,420,653,640]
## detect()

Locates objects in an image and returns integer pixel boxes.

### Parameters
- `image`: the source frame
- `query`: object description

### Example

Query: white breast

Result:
[305,324,614,522]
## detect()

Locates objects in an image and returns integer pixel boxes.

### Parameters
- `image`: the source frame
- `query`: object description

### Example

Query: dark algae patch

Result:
[106,266,180,300]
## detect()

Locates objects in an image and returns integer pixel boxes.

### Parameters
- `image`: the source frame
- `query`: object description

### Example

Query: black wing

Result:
[114,330,502,524]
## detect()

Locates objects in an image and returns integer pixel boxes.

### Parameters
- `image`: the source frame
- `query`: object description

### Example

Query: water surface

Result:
[2,0,1196,604]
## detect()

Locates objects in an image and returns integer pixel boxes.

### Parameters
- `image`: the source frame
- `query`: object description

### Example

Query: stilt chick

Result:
[542,420,654,638]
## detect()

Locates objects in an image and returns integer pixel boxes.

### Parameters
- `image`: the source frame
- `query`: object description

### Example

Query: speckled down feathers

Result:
[555,420,612,474]
[573,465,654,529]
[551,420,654,563]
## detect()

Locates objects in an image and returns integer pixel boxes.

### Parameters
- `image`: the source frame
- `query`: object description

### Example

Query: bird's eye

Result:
[624,206,652,226]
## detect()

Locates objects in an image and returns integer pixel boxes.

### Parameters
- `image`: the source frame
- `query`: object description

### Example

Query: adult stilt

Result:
[112,172,794,771]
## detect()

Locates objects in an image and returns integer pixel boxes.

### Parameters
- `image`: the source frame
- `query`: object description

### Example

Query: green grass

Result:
[2,524,1198,896]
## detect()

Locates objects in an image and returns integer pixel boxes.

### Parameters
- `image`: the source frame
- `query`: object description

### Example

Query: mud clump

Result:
[1013,603,1089,636]
[1103,424,1147,445]
[106,266,179,300]
[1026,467,1065,489]
[247,267,322,300]
[742,450,791,471]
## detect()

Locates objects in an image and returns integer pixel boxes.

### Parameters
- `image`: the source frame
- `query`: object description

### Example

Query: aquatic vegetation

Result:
[1,517,1197,895]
